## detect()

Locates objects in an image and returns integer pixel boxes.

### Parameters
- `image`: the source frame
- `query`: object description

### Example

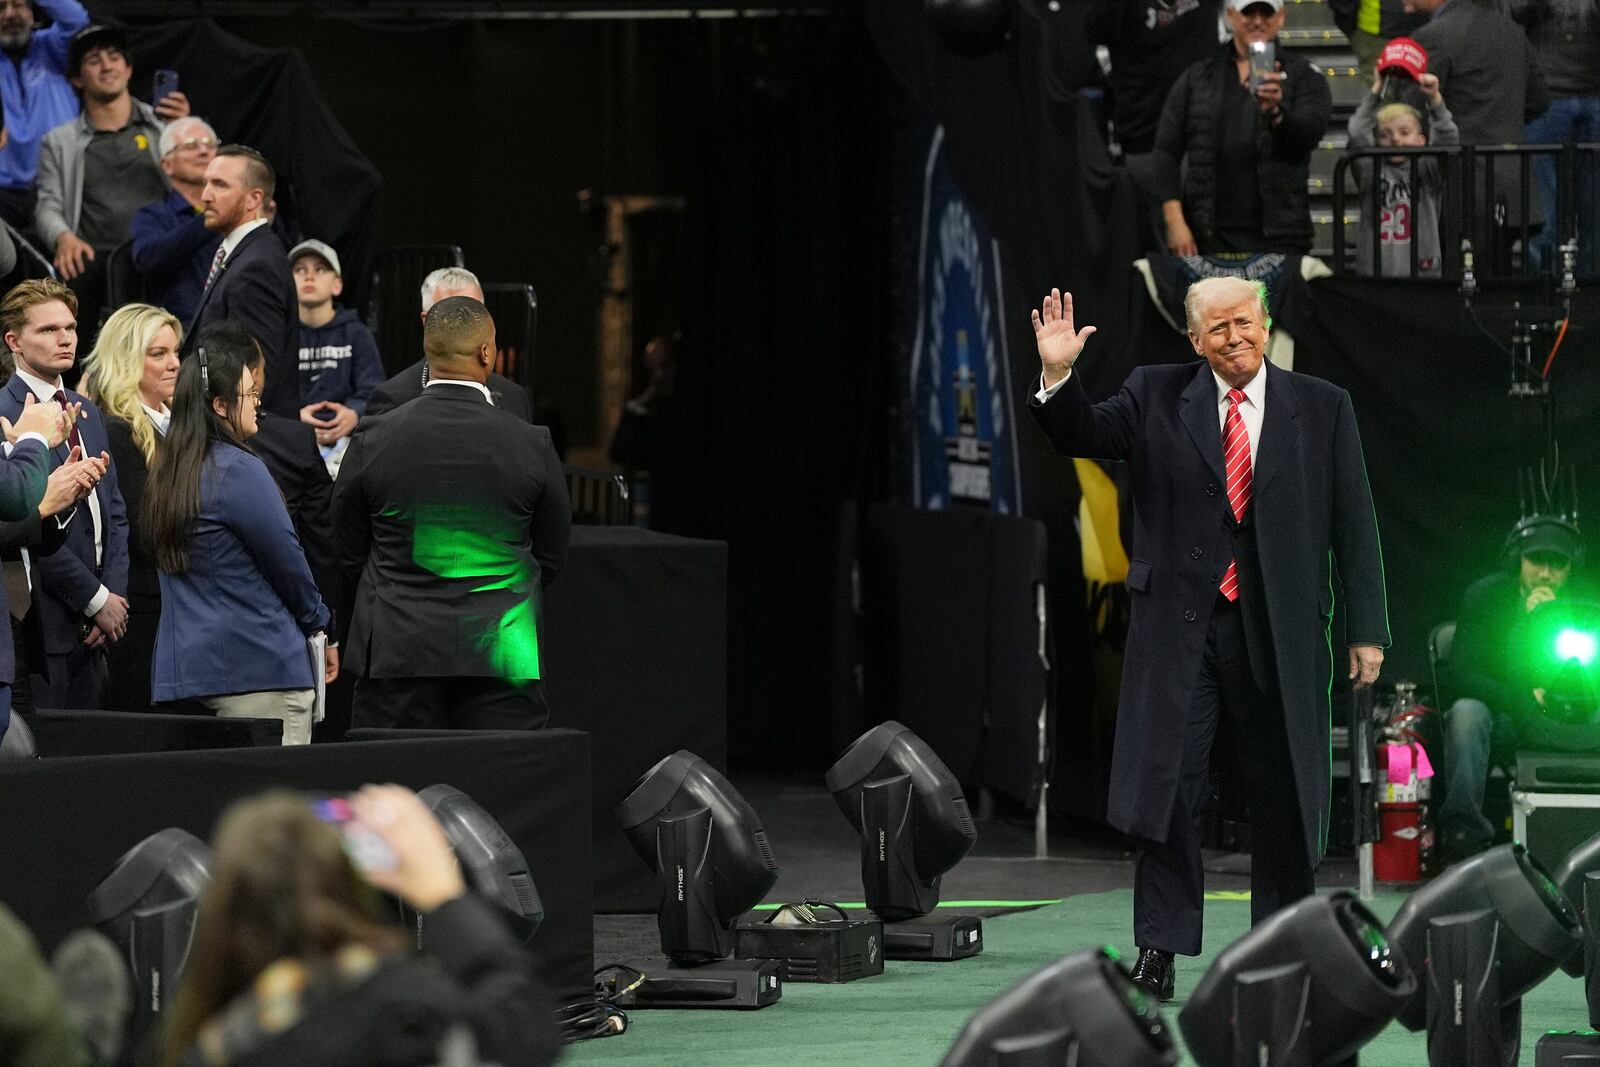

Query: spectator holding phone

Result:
[35,24,191,340]
[1347,49,1459,277]
[161,785,559,1067]
[1150,0,1332,257]
[143,323,333,743]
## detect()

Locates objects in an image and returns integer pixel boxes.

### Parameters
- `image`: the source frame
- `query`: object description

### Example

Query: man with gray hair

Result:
[362,265,532,420]
[130,116,222,324]
[1027,276,1389,1001]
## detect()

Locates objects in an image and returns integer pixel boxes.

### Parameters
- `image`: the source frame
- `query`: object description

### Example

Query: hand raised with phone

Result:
[349,784,466,913]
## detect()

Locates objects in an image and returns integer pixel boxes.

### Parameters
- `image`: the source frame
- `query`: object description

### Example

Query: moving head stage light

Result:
[941,947,1177,1067]
[87,828,214,1044]
[1179,892,1415,1067]
[826,721,981,961]
[414,784,543,945]
[1387,843,1583,1066]
[1530,838,1600,1063]
[613,751,783,1009]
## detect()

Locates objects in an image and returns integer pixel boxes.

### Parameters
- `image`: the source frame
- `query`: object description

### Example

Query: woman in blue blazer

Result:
[143,325,336,744]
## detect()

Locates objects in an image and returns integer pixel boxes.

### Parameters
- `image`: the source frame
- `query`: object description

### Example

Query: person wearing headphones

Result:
[1440,513,1590,860]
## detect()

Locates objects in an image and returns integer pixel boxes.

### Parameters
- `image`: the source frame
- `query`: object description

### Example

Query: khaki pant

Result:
[202,689,315,745]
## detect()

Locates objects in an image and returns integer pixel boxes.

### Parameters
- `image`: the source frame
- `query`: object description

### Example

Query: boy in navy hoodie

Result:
[292,239,385,473]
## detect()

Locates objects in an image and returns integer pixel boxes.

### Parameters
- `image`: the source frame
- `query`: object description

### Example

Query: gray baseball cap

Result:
[287,239,341,277]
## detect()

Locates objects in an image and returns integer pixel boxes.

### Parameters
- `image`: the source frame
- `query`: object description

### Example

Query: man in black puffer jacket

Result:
[1150,0,1332,258]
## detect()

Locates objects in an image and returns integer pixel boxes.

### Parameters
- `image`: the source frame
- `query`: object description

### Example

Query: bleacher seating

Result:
[1282,0,1360,262]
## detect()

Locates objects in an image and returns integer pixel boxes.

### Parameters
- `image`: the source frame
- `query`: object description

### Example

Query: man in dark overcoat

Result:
[1027,277,1389,1000]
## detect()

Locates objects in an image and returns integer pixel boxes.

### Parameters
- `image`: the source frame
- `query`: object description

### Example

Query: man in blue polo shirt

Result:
[0,0,89,237]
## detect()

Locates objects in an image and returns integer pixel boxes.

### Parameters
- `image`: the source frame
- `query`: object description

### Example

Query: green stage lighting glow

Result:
[1556,628,1598,667]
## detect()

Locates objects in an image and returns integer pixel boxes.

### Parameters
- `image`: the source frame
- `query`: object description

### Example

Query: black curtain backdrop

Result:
[119,19,383,312]
[1296,278,1600,684]
[647,15,894,770]
[110,9,688,449]
[863,0,1139,820]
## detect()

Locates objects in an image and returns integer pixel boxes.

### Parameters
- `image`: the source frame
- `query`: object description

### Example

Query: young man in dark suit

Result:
[0,278,128,710]
[362,267,533,421]
[1028,278,1389,1001]
[181,145,300,419]
[334,296,569,730]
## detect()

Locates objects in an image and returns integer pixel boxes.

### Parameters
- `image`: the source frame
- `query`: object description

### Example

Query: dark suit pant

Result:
[1133,595,1315,957]
[32,646,108,711]
[106,608,158,713]
[351,675,549,731]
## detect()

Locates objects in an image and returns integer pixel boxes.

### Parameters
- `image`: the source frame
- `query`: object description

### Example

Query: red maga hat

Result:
[1378,37,1428,80]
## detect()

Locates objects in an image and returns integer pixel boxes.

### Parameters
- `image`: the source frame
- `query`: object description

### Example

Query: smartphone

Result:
[311,795,399,872]
[1248,41,1276,92]
[152,69,180,108]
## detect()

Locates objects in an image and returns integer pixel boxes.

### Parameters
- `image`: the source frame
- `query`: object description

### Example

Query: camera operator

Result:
[1441,514,1594,861]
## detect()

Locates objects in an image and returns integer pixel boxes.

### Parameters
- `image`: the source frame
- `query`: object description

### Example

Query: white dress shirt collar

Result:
[1211,364,1266,410]
[142,402,171,436]
[13,364,63,400]
[220,217,271,262]
[424,378,494,404]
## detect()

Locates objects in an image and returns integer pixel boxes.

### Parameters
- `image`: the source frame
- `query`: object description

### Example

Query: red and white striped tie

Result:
[1219,388,1252,602]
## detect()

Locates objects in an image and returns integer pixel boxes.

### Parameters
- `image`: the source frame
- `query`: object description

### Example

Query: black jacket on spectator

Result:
[178,894,559,1067]
[249,411,336,615]
[1091,0,1221,157]
[103,415,158,712]
[364,360,532,422]
[1449,572,1536,716]
[1150,43,1331,254]
[182,225,301,418]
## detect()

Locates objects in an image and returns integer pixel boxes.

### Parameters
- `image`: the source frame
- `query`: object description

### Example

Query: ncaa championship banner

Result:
[906,126,1022,514]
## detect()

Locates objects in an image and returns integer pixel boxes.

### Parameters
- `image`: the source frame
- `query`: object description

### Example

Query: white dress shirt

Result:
[1211,366,1264,469]
[13,365,108,616]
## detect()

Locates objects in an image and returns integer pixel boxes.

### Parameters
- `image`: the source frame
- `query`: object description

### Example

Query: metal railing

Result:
[1332,143,1599,281]
[563,464,631,526]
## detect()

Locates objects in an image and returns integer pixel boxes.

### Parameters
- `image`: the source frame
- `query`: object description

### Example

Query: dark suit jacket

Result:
[249,412,336,610]
[364,360,532,422]
[333,384,569,681]
[103,416,157,612]
[1412,1,1548,147]
[182,223,300,418]
[0,435,60,685]
[1030,361,1389,864]
[0,376,128,658]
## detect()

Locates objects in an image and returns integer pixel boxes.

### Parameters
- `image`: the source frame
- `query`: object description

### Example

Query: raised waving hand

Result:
[1031,288,1097,388]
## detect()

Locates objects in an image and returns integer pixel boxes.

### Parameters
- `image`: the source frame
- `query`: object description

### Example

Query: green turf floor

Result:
[566,890,1591,1066]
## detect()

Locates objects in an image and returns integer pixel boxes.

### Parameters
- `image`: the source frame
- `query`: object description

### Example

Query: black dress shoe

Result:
[1130,947,1175,1001]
